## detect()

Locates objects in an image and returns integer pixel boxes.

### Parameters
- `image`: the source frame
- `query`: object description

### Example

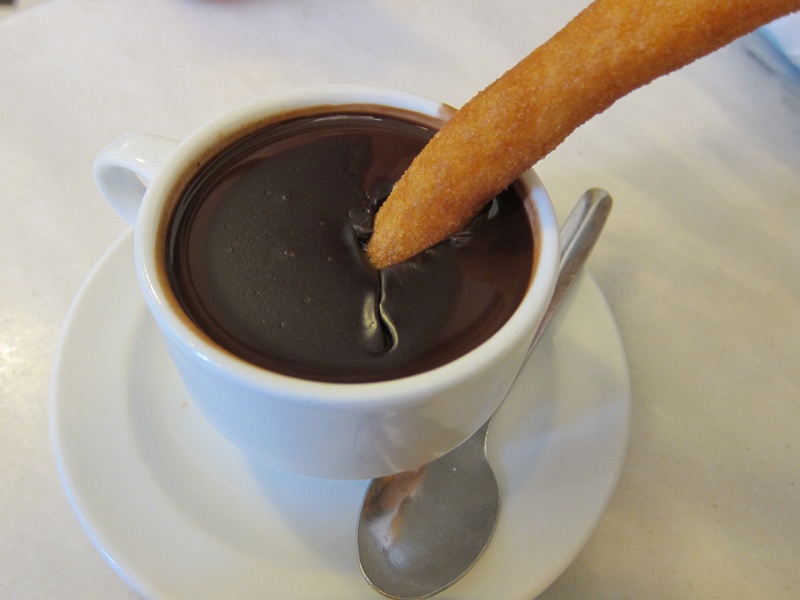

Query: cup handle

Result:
[93,133,179,226]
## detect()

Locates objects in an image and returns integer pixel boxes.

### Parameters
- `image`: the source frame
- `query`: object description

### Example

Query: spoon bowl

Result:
[357,189,612,599]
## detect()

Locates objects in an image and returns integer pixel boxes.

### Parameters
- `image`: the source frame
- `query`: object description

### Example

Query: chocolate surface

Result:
[167,114,533,382]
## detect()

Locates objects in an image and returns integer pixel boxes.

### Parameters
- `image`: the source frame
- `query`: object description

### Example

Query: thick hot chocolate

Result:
[166,113,533,383]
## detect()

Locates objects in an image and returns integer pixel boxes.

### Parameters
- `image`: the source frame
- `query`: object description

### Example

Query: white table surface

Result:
[2,1,798,598]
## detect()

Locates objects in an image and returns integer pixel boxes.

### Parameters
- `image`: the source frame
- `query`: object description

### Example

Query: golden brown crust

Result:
[368,0,800,269]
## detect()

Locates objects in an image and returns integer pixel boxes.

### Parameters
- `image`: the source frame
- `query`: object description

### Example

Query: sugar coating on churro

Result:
[367,0,800,269]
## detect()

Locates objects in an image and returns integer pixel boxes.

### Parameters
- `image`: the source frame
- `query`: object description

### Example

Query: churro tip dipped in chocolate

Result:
[367,0,800,270]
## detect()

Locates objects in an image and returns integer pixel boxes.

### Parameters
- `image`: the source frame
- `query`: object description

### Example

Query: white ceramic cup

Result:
[94,85,559,479]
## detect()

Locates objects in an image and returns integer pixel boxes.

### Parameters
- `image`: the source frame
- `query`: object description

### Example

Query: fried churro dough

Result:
[368,0,800,268]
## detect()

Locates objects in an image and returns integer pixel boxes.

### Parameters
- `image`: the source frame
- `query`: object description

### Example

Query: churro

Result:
[368,0,800,268]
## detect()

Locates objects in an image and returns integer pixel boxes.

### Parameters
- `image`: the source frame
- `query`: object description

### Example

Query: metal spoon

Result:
[356,188,613,599]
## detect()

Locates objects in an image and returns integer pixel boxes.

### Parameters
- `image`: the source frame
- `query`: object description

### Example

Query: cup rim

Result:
[134,84,560,408]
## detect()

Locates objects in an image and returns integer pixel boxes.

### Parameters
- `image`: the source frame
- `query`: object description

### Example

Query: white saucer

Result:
[51,230,630,600]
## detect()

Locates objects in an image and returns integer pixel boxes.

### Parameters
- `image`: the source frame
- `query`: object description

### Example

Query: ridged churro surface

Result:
[368,0,800,269]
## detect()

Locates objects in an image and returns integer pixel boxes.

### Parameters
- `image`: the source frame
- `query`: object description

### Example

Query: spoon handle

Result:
[527,188,612,358]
